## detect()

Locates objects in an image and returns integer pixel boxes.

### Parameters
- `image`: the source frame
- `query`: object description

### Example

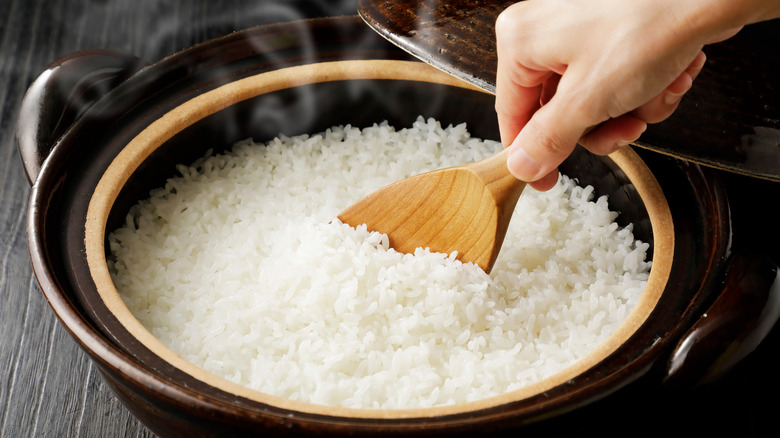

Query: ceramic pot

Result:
[17,16,780,437]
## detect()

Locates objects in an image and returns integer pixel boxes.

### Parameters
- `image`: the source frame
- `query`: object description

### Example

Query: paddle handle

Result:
[467,147,527,211]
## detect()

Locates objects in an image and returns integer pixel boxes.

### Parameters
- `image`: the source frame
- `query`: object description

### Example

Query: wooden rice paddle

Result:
[338,148,525,273]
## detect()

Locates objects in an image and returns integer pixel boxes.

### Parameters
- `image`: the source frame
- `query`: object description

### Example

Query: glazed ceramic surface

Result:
[18,15,780,437]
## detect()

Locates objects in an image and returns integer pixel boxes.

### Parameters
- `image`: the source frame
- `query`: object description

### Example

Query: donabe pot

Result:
[17,15,780,437]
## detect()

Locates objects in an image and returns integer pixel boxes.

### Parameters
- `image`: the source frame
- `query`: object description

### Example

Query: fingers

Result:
[494,54,549,148]
[540,74,561,106]
[505,85,588,183]
[579,114,648,155]
[494,76,543,149]
[706,26,743,44]
[632,51,706,124]
[494,1,718,189]
[503,51,699,183]
[529,170,561,192]
[580,51,705,157]
[494,3,562,149]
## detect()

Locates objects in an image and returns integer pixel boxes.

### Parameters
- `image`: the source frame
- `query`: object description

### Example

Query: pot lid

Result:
[358,0,780,182]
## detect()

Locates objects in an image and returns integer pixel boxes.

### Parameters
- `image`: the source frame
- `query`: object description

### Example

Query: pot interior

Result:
[80,60,673,418]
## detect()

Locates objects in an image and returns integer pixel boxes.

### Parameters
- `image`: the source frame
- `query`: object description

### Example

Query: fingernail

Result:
[617,123,647,147]
[664,91,685,106]
[507,145,541,181]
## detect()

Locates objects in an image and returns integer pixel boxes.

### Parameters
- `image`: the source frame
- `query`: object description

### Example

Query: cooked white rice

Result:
[108,116,650,409]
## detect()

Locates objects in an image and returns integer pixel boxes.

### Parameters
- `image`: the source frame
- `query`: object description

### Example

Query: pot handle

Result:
[663,249,780,387]
[16,49,145,185]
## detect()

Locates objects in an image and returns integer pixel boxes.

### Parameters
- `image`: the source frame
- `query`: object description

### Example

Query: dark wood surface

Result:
[2,1,780,437]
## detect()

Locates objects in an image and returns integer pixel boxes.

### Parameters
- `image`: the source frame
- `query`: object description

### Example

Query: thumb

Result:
[505,97,587,183]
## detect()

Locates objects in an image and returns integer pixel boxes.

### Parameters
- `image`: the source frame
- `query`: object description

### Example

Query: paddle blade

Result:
[338,167,502,272]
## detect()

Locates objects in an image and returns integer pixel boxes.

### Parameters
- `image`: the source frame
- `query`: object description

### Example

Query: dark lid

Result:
[359,0,780,182]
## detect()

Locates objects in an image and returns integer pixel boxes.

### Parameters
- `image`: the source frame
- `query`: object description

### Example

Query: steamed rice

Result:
[108,117,650,409]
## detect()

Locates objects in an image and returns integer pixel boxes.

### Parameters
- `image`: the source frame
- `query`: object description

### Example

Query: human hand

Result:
[495,0,743,190]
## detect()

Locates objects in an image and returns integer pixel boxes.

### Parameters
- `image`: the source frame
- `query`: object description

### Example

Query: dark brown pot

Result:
[17,16,780,437]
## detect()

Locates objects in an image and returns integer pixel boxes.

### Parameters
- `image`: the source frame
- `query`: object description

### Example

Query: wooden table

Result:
[2,1,779,436]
